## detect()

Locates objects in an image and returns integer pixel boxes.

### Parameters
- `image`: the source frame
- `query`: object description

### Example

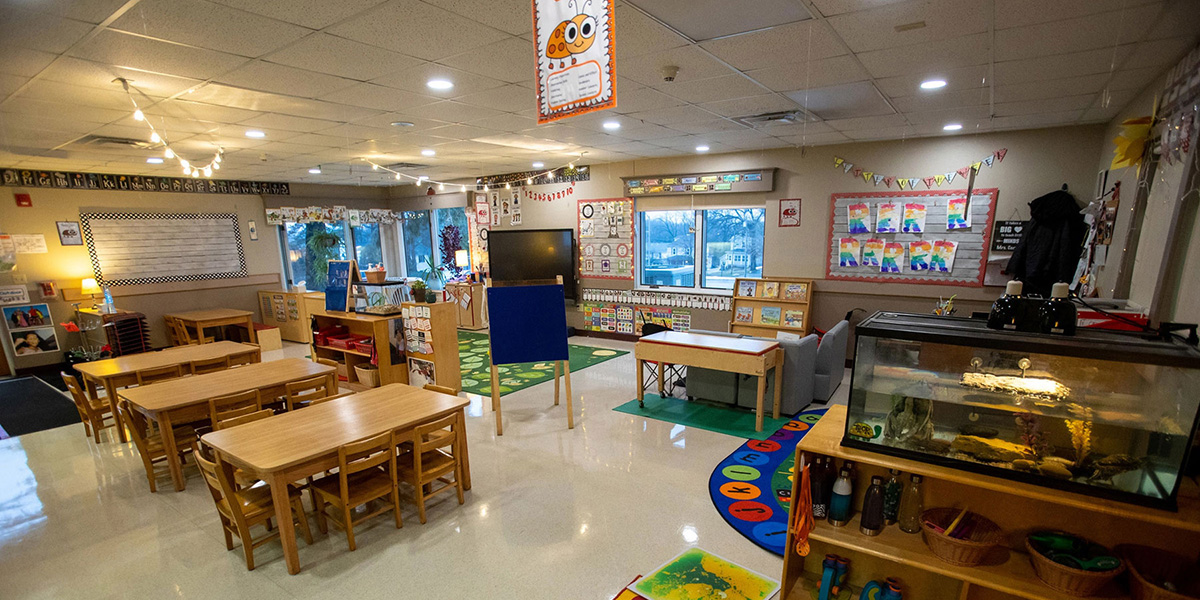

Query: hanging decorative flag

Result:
[995,148,1007,162]
[883,176,895,188]
[945,171,956,185]
[907,178,920,190]
[935,174,946,186]
[983,155,995,167]
[897,179,908,190]
[533,0,616,124]
[834,157,844,167]
[873,174,884,186]
[851,167,863,178]
[922,177,936,189]
[830,149,1008,187]
[971,161,982,172]
[862,171,873,183]
[957,166,971,178]
[843,162,853,174]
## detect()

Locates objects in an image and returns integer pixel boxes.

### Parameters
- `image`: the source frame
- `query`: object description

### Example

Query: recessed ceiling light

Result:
[920,79,947,90]
[421,149,436,157]
[426,79,454,90]
[696,145,710,152]
[391,121,414,127]
[146,157,163,164]
[308,167,321,174]
[943,123,963,131]
[245,130,266,138]
[603,121,621,130]
[532,162,545,168]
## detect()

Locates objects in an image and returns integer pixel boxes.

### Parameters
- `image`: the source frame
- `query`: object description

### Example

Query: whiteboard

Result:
[825,189,997,287]
[81,212,247,286]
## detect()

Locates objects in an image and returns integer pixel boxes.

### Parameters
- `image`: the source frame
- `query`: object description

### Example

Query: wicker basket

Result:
[1026,535,1124,597]
[919,507,1002,567]
[1117,544,1200,600]
[354,364,380,388]
[364,269,387,283]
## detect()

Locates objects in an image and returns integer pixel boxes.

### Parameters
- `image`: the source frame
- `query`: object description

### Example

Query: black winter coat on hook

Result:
[1006,189,1086,297]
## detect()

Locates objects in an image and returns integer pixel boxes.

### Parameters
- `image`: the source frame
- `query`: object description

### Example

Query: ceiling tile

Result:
[327,0,510,62]
[43,58,198,103]
[0,7,94,53]
[777,131,851,146]
[439,38,536,85]
[206,0,389,29]
[464,112,539,131]
[700,20,846,71]
[1123,36,1199,70]
[857,32,990,78]
[0,45,58,78]
[631,0,811,42]
[371,63,507,98]
[889,87,986,112]
[613,2,689,59]
[0,74,27,99]
[875,65,988,98]
[994,8,1160,62]
[15,78,136,111]
[993,46,1133,85]
[401,100,504,123]
[0,96,130,124]
[993,94,1096,117]
[787,81,894,120]
[825,113,909,131]
[827,0,988,53]
[986,110,1091,131]
[1105,67,1164,93]
[454,85,534,113]
[1145,1,1199,40]
[68,30,248,81]
[423,0,532,36]
[620,105,718,126]
[656,75,766,104]
[808,0,909,18]
[699,94,801,118]
[610,123,684,141]
[319,83,440,112]
[216,61,359,99]
[264,34,422,82]
[994,73,1111,103]
[621,45,736,87]
[0,0,129,24]
[238,113,343,133]
[746,54,871,92]
[609,87,686,112]
[109,0,310,58]
[349,112,452,132]
[995,0,1160,29]
[655,118,746,134]
[162,99,262,123]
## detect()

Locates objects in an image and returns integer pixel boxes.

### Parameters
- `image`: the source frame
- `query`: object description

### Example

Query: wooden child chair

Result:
[62,372,116,443]
[310,431,403,551]
[117,400,197,493]
[398,412,466,524]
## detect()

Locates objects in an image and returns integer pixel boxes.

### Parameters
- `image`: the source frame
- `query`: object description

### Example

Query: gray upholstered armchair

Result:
[813,320,850,402]
[683,331,818,416]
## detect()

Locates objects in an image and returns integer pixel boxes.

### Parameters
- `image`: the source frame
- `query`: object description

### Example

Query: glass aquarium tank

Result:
[845,312,1200,510]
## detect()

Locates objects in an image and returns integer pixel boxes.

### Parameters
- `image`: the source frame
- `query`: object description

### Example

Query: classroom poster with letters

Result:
[577,198,633,280]
[533,0,616,124]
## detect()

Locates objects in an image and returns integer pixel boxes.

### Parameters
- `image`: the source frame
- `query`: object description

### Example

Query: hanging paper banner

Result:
[995,148,1007,162]
[908,241,931,271]
[881,242,904,273]
[947,197,971,229]
[862,239,884,267]
[902,203,927,233]
[922,177,936,189]
[907,178,920,190]
[945,171,956,184]
[876,203,900,233]
[872,174,884,186]
[847,203,872,234]
[883,176,895,188]
[983,155,995,167]
[834,157,844,167]
[843,162,853,174]
[838,238,861,268]
[831,149,1008,187]
[533,0,616,124]
[935,174,946,186]
[932,240,958,272]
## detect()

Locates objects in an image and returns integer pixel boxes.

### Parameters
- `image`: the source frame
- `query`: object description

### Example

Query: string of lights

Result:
[360,153,586,192]
[118,78,223,178]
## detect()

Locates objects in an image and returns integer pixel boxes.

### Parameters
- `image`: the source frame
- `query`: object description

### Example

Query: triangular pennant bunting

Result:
[922,177,937,188]
[862,171,874,183]
[873,174,885,186]
[957,166,971,178]
[984,155,995,167]
[843,162,853,173]
[995,148,1007,162]
[897,179,908,190]
[907,178,920,189]
[945,171,956,185]
[971,161,982,172]
[883,176,895,188]
[935,174,946,185]
[852,167,863,178]
[834,157,844,167]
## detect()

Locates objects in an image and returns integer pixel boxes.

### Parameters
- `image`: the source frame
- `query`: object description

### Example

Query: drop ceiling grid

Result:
[0,0,1195,183]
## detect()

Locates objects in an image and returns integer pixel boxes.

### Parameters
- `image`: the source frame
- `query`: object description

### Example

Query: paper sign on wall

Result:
[11,234,47,254]
[533,0,616,124]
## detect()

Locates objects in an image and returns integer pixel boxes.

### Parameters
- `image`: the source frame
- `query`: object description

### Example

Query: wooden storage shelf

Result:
[314,344,372,358]
[310,310,406,388]
[729,277,814,337]
[728,321,806,332]
[781,405,1200,600]
[401,301,462,393]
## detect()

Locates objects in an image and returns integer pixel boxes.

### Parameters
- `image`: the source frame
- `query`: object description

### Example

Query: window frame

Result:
[635,206,765,295]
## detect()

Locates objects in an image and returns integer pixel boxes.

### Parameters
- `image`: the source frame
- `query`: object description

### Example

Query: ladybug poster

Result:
[533,0,616,124]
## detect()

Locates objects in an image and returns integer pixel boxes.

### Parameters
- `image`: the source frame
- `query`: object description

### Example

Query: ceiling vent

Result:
[733,110,811,128]
[74,135,155,149]
[381,162,428,170]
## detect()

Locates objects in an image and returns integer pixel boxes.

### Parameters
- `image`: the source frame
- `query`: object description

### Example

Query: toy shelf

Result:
[310,310,406,389]
[729,277,814,337]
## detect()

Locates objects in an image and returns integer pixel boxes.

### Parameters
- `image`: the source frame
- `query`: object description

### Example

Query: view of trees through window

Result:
[285,222,347,292]
[639,208,765,290]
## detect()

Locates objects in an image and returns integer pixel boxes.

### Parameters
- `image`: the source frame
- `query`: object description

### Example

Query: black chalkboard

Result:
[991,220,1025,252]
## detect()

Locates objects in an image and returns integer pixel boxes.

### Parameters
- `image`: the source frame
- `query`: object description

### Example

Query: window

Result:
[400,210,433,279]
[284,222,347,292]
[431,207,469,272]
[638,207,764,291]
[352,223,383,270]
[398,208,470,289]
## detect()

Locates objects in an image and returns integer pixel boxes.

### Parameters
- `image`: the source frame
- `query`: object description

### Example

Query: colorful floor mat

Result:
[613,394,792,441]
[457,331,628,397]
[707,408,827,556]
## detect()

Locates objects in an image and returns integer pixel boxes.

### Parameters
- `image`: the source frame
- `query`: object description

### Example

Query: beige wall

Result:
[478,125,1107,334]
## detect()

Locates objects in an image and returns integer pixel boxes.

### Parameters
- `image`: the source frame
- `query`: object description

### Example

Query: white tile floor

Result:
[0,338,850,599]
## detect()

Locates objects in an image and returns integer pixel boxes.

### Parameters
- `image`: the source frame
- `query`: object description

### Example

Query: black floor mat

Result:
[0,377,80,438]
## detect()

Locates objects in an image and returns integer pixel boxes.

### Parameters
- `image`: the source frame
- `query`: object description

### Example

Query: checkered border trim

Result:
[80,211,248,286]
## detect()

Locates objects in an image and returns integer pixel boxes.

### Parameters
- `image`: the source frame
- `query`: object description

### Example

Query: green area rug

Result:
[613,394,792,441]
[457,331,628,397]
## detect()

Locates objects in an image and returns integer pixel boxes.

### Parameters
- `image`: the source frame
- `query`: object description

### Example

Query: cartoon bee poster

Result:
[533,0,616,124]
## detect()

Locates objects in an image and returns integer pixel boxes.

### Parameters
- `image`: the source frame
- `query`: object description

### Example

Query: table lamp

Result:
[80,277,101,304]
[455,249,469,268]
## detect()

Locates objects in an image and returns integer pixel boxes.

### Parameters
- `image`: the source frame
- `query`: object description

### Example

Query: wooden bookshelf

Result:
[258,290,314,343]
[310,310,406,389]
[780,405,1200,600]
[729,277,813,336]
[401,301,462,393]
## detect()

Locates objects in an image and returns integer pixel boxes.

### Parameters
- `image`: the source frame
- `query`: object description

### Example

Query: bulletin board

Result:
[577,198,634,280]
[81,212,246,286]
[825,189,997,287]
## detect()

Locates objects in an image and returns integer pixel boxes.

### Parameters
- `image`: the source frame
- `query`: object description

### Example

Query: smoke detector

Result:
[661,65,680,82]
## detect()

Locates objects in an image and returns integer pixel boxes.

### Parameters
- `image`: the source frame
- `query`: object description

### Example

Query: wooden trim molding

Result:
[61,273,281,301]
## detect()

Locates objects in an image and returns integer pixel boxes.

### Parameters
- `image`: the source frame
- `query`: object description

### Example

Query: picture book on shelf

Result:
[782,282,808,302]
[784,309,804,328]
[761,281,779,298]
[737,280,757,297]
[760,306,781,326]
[735,306,753,323]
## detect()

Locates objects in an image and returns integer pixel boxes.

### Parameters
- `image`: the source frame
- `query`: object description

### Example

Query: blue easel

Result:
[485,282,572,435]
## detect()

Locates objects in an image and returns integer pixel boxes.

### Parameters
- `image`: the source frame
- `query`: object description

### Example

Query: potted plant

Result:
[416,255,446,303]
[409,279,428,303]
